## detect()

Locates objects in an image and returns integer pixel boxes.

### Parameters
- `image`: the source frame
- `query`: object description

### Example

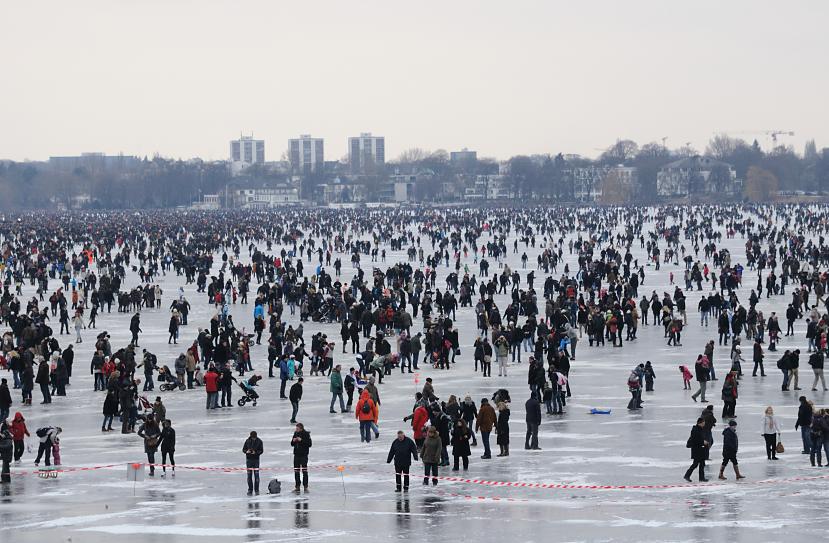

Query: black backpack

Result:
[267,478,281,494]
[361,400,371,414]
[36,427,51,438]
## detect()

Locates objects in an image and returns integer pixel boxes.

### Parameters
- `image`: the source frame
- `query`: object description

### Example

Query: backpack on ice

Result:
[268,478,281,494]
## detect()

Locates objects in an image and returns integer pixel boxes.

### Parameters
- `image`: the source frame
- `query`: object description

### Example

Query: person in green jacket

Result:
[329,365,346,413]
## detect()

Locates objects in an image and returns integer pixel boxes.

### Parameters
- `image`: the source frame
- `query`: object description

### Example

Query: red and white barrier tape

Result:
[12,461,829,491]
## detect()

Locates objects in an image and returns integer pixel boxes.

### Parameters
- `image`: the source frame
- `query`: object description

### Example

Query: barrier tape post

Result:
[337,465,346,497]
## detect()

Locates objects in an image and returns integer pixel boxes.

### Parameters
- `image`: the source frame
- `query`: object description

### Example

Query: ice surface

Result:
[1,211,827,543]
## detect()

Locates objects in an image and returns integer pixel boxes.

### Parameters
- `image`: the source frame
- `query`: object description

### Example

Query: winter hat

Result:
[728,420,737,427]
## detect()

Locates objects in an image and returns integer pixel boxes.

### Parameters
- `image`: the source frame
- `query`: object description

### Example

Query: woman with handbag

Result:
[761,406,782,460]
[138,417,161,476]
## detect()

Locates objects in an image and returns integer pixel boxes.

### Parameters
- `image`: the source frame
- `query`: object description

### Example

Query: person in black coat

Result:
[387,430,418,491]
[451,419,472,470]
[291,423,312,491]
[62,345,74,381]
[243,431,264,495]
[525,394,542,450]
[718,419,745,480]
[159,419,176,477]
[683,418,710,482]
[289,378,303,424]
[137,418,161,476]
[496,402,510,456]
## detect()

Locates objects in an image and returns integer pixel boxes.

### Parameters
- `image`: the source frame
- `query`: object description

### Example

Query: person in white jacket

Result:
[762,406,782,460]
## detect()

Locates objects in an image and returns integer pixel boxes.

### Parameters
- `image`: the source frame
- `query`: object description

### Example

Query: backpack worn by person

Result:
[36,427,52,438]
[361,400,371,414]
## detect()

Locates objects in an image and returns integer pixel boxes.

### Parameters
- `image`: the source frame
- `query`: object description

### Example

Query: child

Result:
[644,361,656,392]
[9,412,29,463]
[52,433,61,466]
[680,365,693,389]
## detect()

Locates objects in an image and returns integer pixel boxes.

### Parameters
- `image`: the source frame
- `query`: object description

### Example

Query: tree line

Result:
[1,135,828,209]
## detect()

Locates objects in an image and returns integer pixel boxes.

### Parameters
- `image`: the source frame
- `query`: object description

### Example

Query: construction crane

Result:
[718,129,795,146]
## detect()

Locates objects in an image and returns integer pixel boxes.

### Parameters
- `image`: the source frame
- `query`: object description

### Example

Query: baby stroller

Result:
[159,366,185,392]
[492,388,511,405]
[237,375,261,407]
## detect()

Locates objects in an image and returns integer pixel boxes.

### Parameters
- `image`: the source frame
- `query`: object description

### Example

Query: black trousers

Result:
[35,441,51,466]
[394,462,410,489]
[685,458,706,480]
[294,455,308,488]
[162,450,175,471]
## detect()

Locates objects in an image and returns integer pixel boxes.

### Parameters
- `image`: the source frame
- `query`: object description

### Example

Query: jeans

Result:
[800,426,813,453]
[294,455,309,488]
[102,415,113,429]
[221,385,232,407]
[330,392,345,412]
[423,462,438,485]
[187,371,194,389]
[394,462,410,489]
[246,457,260,492]
[701,312,709,326]
[481,431,491,457]
[412,352,420,369]
[206,391,218,409]
[143,373,154,391]
[781,368,790,389]
[290,401,299,422]
[94,373,106,391]
[40,383,51,403]
[0,407,8,423]
[788,368,800,389]
[360,420,373,442]
[525,422,539,448]
[691,381,707,401]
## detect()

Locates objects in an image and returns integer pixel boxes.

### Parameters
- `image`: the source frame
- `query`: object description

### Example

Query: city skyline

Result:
[2,1,828,161]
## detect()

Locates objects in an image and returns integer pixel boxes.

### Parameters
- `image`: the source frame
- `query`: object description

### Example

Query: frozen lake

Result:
[1,209,827,543]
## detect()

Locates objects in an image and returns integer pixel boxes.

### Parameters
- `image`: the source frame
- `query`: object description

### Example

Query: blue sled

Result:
[590,408,611,415]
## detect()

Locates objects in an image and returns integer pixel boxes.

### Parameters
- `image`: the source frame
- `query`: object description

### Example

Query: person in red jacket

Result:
[411,403,429,451]
[9,412,29,463]
[355,390,378,443]
[204,366,219,410]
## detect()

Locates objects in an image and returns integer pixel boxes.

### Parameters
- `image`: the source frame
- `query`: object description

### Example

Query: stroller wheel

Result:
[237,398,246,407]
[252,400,257,407]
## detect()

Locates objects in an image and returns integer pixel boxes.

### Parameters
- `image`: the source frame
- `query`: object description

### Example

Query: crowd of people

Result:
[2,204,829,490]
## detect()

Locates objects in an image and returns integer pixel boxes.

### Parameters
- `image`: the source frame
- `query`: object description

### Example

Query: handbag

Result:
[776,441,785,454]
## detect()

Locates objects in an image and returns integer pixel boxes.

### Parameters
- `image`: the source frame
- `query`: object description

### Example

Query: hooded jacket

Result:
[355,390,378,422]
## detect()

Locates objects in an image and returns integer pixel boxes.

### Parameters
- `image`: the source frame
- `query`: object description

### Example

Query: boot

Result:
[734,466,746,479]
[503,445,509,457]
[718,466,726,480]
[496,445,505,457]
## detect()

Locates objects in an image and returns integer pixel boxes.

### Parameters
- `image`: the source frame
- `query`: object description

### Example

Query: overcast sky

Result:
[2,0,827,162]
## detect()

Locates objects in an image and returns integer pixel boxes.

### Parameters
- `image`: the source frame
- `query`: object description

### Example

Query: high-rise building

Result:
[230,135,265,164]
[450,148,477,171]
[289,135,324,175]
[348,133,385,175]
